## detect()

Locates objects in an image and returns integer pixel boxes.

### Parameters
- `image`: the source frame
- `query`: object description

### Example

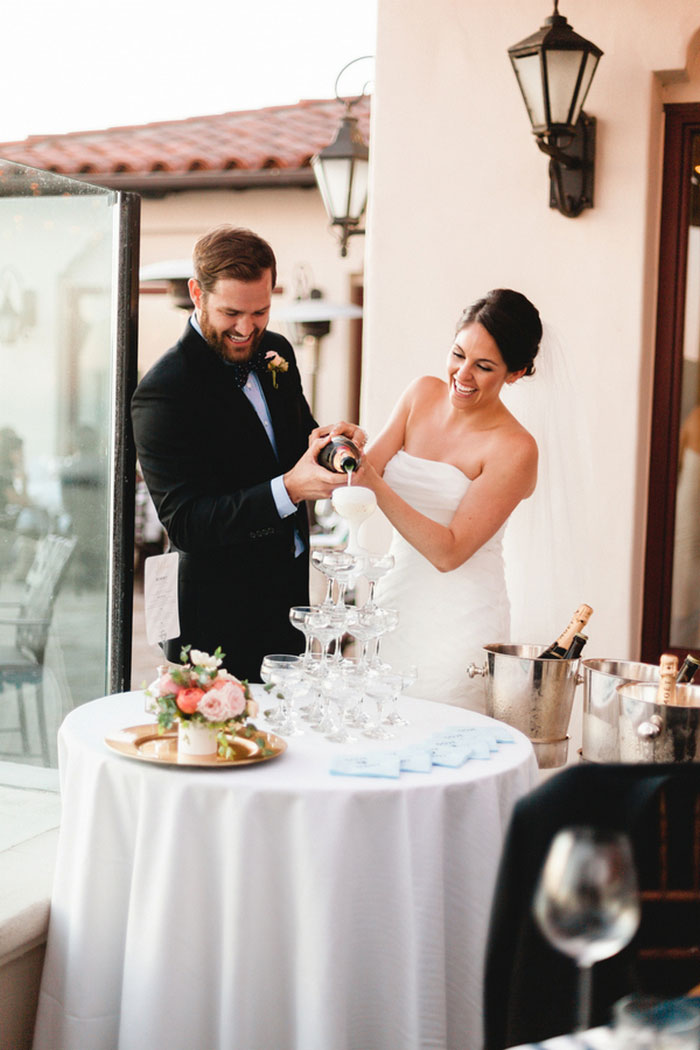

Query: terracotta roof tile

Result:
[0,98,371,186]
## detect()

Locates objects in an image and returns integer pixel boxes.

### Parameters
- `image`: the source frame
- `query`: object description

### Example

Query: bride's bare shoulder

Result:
[497,416,538,474]
[409,374,445,401]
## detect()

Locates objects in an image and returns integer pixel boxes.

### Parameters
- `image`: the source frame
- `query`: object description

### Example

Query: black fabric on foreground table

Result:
[483,763,700,1050]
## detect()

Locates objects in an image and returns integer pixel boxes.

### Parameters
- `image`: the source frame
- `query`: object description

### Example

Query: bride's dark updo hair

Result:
[456,288,542,376]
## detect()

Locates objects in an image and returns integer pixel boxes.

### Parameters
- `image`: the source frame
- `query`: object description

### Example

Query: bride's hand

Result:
[353,457,380,490]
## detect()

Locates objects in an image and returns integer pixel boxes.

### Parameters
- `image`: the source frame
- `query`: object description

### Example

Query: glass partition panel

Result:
[0,160,138,770]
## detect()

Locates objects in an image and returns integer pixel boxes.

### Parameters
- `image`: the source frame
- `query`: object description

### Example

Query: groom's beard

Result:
[198,308,266,365]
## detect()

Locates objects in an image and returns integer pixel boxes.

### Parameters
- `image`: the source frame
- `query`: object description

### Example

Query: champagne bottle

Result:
[563,632,588,660]
[538,604,593,660]
[677,654,700,685]
[656,653,679,705]
[317,436,361,475]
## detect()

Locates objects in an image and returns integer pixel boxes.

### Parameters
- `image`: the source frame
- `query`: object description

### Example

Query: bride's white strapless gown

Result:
[373,450,510,713]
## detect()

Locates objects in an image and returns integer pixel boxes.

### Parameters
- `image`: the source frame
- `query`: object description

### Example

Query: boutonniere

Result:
[265,351,289,388]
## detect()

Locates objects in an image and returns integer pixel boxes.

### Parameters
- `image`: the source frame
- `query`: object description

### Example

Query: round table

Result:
[32,689,537,1050]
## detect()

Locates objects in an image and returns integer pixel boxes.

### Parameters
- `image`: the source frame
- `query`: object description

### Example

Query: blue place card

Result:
[395,747,434,773]
[330,753,402,779]
[430,744,473,767]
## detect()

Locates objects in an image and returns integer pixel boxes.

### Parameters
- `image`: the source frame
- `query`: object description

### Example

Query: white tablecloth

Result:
[508,1028,615,1048]
[33,689,537,1050]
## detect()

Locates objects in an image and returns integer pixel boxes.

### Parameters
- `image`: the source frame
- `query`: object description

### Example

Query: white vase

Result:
[177,720,219,756]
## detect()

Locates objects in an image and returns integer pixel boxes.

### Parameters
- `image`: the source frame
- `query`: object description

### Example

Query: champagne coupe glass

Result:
[319,666,358,743]
[384,664,418,727]
[360,552,395,610]
[533,826,641,1034]
[369,606,400,669]
[311,657,342,734]
[260,654,282,726]
[348,605,387,669]
[298,651,328,726]
[330,552,360,609]
[305,607,339,667]
[331,484,377,556]
[340,656,371,729]
[311,549,357,609]
[363,670,403,740]
[333,656,368,728]
[289,605,316,665]
[333,604,357,663]
[259,654,304,736]
[312,604,352,659]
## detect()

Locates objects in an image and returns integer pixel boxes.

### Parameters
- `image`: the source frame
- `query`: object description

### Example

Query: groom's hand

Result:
[310,421,367,451]
[283,436,348,505]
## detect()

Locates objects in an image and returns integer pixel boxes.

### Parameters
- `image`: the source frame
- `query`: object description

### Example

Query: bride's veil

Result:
[501,322,595,647]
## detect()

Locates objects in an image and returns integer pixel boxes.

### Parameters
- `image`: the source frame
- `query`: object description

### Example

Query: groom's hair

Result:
[456,288,542,376]
[193,225,277,293]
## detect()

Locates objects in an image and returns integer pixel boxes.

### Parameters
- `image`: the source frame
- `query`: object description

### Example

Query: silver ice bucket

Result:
[617,681,700,763]
[581,658,659,763]
[471,643,582,769]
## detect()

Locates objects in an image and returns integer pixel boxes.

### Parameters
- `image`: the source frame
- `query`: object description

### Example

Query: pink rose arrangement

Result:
[145,646,261,758]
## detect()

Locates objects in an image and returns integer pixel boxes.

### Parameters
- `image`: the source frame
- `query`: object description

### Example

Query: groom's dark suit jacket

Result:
[131,322,316,682]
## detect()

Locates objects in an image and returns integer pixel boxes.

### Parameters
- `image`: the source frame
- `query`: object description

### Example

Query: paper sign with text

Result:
[144,553,180,647]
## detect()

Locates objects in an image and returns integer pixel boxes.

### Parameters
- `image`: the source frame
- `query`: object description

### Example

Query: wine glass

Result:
[533,826,641,1033]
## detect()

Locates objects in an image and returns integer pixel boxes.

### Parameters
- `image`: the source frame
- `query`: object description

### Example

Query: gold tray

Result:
[104,724,287,768]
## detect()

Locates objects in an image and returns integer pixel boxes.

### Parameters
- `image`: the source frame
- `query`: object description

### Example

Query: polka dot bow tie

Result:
[228,346,269,389]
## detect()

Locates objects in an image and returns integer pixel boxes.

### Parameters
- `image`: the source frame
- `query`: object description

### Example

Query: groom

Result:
[131,225,362,682]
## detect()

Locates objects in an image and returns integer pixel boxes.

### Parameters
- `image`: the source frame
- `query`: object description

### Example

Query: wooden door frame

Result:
[642,102,700,662]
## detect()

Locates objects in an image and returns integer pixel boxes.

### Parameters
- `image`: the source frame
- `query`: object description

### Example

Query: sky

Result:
[3,0,378,143]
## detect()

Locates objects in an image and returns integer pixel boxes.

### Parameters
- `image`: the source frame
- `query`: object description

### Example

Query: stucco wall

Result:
[361,0,700,662]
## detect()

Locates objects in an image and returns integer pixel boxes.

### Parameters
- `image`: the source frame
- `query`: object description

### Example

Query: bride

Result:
[355,288,542,712]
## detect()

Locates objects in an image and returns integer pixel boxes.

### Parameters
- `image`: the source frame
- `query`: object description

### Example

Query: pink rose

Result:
[158,674,180,696]
[210,674,236,690]
[177,687,204,714]
[197,680,247,722]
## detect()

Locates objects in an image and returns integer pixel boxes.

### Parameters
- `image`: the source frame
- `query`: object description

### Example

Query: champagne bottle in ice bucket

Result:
[538,604,593,660]
[656,653,679,705]
[563,632,588,660]
[677,654,700,685]
[318,436,361,474]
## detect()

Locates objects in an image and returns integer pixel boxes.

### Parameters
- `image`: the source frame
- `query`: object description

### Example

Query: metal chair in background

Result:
[0,533,76,765]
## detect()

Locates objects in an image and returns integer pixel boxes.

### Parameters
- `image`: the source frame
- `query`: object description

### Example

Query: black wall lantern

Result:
[508,2,603,218]
[311,56,372,256]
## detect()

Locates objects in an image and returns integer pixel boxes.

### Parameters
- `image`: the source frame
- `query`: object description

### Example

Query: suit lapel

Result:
[180,322,295,470]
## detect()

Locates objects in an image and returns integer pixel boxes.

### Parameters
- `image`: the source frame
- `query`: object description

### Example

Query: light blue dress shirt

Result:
[190,316,304,554]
